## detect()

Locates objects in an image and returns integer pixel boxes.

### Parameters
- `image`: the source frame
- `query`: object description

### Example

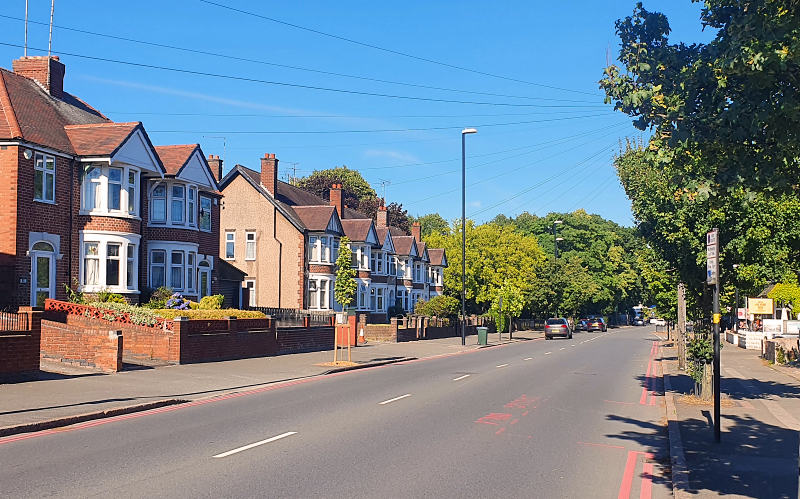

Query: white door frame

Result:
[30,250,56,306]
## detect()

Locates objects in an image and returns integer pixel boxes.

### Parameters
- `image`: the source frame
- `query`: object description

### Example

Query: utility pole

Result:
[707,228,721,443]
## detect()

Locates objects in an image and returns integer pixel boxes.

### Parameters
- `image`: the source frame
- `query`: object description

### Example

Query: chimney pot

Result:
[376,204,388,228]
[207,154,223,183]
[411,222,422,243]
[329,183,344,218]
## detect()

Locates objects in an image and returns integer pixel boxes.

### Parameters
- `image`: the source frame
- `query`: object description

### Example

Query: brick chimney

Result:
[13,56,65,98]
[260,153,278,196]
[377,205,388,228]
[329,184,344,217]
[207,154,223,184]
[411,222,422,242]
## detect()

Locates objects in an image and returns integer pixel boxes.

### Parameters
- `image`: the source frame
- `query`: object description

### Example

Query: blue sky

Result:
[0,1,716,226]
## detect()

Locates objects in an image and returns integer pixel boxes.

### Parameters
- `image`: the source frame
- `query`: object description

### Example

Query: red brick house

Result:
[0,56,223,308]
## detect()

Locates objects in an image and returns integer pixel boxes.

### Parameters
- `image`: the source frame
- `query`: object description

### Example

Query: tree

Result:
[414,295,460,317]
[359,198,411,233]
[334,236,357,310]
[297,166,376,209]
[413,213,450,238]
[488,281,526,333]
[600,1,800,198]
[768,283,800,317]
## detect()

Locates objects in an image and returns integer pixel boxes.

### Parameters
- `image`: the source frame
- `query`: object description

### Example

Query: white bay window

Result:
[81,164,140,217]
[79,231,140,293]
[148,180,201,228]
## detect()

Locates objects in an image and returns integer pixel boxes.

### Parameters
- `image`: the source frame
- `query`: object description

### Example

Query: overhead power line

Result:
[199,0,598,96]
[148,113,612,135]
[0,41,607,109]
[0,13,597,104]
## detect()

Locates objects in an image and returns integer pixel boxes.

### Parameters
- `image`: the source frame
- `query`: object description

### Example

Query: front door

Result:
[31,252,55,307]
[198,268,210,299]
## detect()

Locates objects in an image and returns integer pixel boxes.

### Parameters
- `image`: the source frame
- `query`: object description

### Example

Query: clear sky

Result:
[0,1,716,226]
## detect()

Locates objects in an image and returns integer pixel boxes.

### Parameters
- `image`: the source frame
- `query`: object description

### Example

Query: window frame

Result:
[79,232,141,293]
[33,152,56,204]
[81,163,140,217]
[245,231,257,261]
[225,231,235,260]
[199,195,212,232]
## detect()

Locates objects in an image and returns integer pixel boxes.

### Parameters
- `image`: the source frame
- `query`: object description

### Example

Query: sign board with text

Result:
[706,229,719,285]
[748,298,773,315]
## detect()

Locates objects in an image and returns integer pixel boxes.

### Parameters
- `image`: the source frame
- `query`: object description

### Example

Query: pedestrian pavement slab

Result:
[662,340,800,498]
[0,330,542,436]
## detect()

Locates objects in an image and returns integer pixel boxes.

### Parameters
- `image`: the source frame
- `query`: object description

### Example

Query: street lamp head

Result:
[556,237,564,242]
[553,220,563,224]
[733,264,739,269]
[461,128,478,135]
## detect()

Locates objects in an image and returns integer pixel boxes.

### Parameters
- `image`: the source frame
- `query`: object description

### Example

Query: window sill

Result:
[245,258,256,261]
[81,286,140,295]
[148,222,199,230]
[80,210,141,221]
[34,198,56,205]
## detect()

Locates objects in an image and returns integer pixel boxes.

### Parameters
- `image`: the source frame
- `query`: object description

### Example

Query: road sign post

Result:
[707,228,721,443]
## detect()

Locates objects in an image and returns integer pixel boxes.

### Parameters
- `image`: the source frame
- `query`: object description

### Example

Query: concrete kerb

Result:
[659,340,692,499]
[0,399,187,438]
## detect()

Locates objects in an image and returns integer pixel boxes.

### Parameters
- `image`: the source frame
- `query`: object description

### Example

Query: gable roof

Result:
[219,165,305,231]
[428,248,448,267]
[64,122,140,156]
[0,67,108,154]
[293,205,343,234]
[393,236,419,257]
[417,242,430,263]
[341,218,378,244]
[155,144,218,190]
[375,227,396,254]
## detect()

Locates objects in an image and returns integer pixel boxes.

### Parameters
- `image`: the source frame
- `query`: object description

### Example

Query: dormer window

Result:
[81,164,140,217]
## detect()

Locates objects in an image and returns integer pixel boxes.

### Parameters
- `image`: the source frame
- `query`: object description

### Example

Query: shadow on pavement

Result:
[604,413,672,491]
[0,370,103,384]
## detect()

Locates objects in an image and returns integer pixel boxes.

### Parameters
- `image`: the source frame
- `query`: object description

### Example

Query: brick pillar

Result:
[173,316,189,364]
[226,316,238,333]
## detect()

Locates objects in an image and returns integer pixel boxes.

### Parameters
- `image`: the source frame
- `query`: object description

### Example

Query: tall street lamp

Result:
[552,221,563,317]
[461,127,477,345]
[732,264,739,332]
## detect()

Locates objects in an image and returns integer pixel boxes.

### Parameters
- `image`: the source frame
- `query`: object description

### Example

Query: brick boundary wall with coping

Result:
[40,319,123,372]
[277,326,334,354]
[0,307,41,374]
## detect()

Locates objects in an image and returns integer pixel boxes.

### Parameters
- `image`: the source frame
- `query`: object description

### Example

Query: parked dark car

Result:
[586,317,607,332]
[545,318,572,340]
[577,319,589,331]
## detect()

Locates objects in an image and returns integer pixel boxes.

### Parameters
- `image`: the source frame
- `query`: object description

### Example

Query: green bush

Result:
[86,301,160,327]
[776,346,786,365]
[414,295,460,317]
[199,294,225,310]
[154,309,266,320]
[142,287,173,309]
[64,278,85,304]
[96,289,126,303]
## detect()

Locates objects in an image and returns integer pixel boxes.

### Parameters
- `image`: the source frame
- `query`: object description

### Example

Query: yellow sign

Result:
[712,313,721,324]
[748,298,773,315]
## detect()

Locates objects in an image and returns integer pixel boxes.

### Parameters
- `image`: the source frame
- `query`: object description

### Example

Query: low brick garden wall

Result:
[41,320,123,372]
[0,308,41,375]
[277,326,334,354]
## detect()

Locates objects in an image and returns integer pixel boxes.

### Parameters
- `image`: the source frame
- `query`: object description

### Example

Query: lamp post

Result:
[460,128,477,345]
[732,264,739,333]
[553,220,563,317]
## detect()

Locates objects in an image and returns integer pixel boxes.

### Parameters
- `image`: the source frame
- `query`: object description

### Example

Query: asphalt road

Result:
[0,325,670,498]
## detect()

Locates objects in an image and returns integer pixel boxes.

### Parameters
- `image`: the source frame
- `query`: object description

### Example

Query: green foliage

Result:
[64,278,85,304]
[488,282,526,333]
[687,334,714,383]
[413,213,450,238]
[142,287,173,309]
[154,309,266,320]
[768,283,800,314]
[96,290,126,303]
[359,198,412,234]
[424,220,546,315]
[199,294,225,310]
[334,236,357,309]
[600,1,800,197]
[297,166,376,209]
[86,302,160,327]
[776,346,786,365]
[415,295,460,317]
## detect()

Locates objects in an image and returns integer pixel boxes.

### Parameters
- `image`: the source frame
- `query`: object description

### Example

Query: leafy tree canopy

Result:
[600,1,800,198]
[297,166,376,210]
[412,213,450,238]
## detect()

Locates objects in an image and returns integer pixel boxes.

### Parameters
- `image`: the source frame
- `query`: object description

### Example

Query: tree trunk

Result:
[677,282,687,370]
[695,362,713,401]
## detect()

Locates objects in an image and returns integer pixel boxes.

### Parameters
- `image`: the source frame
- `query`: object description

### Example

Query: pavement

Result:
[660,333,800,498]
[0,329,542,437]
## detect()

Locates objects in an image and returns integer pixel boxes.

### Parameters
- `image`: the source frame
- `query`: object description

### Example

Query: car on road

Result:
[633,317,645,326]
[586,317,607,332]
[545,318,572,340]
[576,319,589,331]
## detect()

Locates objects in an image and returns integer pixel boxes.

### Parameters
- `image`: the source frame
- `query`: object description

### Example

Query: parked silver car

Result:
[545,318,572,340]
